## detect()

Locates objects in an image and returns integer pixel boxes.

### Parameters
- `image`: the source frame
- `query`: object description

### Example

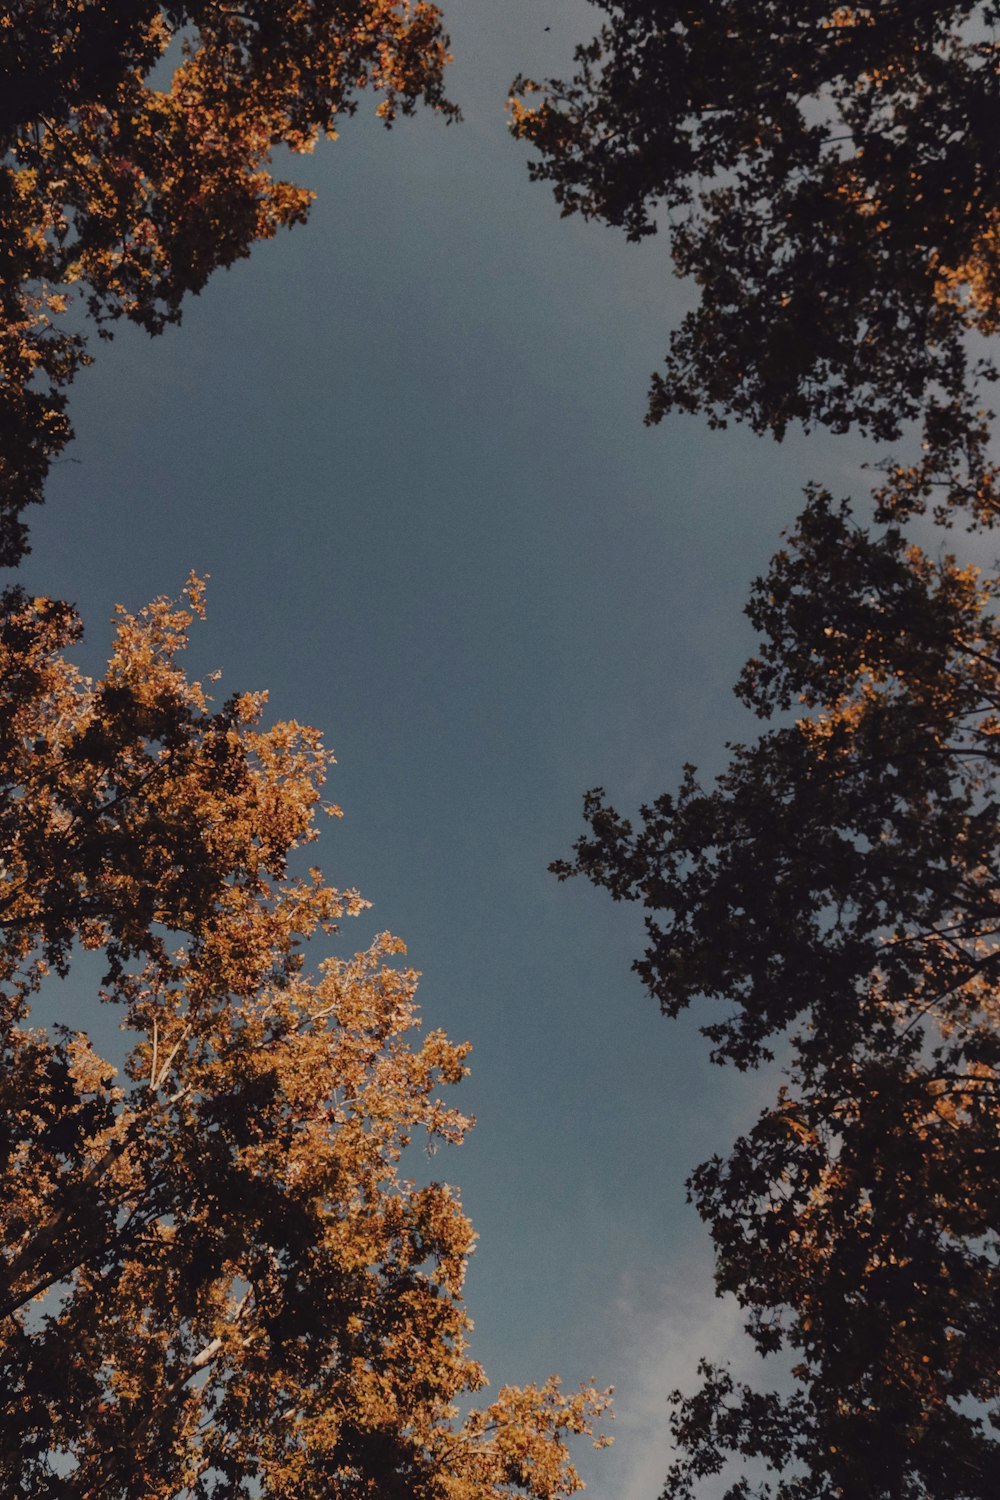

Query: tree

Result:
[510,2,1000,522]
[0,578,610,1498]
[0,0,459,567]
[554,488,1000,1497]
[516,10,1000,1488]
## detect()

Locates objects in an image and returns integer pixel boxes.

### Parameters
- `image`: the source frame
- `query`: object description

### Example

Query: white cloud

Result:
[590,1243,768,1500]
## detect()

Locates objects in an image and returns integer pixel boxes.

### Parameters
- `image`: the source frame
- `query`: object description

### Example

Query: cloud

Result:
[590,1242,767,1500]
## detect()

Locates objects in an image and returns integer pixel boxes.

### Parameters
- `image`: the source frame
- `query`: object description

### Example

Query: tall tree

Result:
[0,579,610,1498]
[0,0,458,566]
[555,490,1000,1497]
[516,10,1000,1490]
[511,2,1000,523]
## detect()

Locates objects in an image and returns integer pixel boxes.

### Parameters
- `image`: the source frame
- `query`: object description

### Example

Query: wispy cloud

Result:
[591,1243,766,1500]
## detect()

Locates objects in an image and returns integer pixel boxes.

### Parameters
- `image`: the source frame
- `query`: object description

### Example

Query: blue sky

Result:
[20,2,879,1493]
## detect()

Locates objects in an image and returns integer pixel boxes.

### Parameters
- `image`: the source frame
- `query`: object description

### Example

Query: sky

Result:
[18,2,882,1494]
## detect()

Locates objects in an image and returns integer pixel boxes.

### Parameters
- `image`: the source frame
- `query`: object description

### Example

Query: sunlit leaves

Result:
[0,0,460,564]
[0,584,610,1498]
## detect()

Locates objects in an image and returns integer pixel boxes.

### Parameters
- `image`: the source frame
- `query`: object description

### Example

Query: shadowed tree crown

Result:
[512,2,1000,521]
[556,491,1000,1497]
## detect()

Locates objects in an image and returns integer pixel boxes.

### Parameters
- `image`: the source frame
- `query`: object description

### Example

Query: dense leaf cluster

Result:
[0,0,458,565]
[556,491,1000,1496]
[0,584,610,1498]
[512,2,1000,514]
[522,9,1000,1491]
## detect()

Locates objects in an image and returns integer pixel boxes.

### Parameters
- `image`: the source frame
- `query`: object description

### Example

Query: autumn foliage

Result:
[0,6,614,1493]
[0,0,459,565]
[0,582,609,1497]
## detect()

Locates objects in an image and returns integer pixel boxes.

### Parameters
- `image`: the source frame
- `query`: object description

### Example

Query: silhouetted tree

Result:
[520,13,1000,1488]
[555,490,1000,1497]
[512,2,1000,524]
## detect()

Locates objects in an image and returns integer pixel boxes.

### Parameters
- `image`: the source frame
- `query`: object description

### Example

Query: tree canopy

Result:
[519,10,1000,1489]
[555,490,1000,1497]
[511,2,1000,521]
[0,0,458,566]
[0,580,610,1498]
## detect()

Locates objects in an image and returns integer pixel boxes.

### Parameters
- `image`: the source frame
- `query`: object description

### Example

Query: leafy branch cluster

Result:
[0,7,614,1495]
[511,2,1000,520]
[0,0,459,566]
[515,4,1000,1495]
[557,493,1000,1495]
[0,582,610,1498]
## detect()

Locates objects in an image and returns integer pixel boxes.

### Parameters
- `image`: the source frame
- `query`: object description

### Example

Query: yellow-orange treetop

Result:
[0,580,610,1498]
